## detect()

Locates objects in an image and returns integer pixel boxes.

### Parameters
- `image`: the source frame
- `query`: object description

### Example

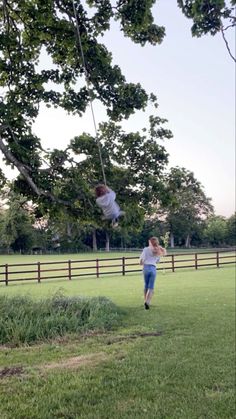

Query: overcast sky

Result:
[2,0,235,217]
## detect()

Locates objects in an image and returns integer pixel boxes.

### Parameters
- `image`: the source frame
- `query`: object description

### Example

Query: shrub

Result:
[0,294,121,346]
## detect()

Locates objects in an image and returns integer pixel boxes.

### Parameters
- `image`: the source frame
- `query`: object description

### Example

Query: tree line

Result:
[0,187,234,254]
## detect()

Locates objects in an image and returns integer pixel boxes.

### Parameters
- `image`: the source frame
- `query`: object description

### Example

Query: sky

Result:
[1,0,235,217]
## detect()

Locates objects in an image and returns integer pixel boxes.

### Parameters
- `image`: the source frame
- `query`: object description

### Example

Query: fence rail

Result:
[0,249,235,286]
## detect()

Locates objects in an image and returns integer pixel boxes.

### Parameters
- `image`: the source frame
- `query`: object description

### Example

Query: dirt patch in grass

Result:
[106,331,163,345]
[0,366,24,379]
[205,384,226,398]
[42,352,109,371]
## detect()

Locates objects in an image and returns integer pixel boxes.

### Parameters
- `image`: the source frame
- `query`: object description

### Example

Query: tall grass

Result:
[0,294,121,346]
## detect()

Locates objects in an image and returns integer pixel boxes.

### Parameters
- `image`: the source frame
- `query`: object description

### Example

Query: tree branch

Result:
[0,128,76,207]
[220,26,236,62]
[0,132,42,196]
[223,23,236,31]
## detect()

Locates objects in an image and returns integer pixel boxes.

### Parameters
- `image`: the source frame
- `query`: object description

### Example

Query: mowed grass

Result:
[0,265,235,419]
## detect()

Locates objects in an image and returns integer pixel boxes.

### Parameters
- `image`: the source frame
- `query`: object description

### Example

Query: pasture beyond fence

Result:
[0,249,235,286]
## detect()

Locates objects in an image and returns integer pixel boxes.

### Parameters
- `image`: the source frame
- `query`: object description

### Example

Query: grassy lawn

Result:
[0,266,235,418]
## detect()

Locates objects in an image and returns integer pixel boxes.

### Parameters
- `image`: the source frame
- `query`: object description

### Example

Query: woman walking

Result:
[140,237,166,310]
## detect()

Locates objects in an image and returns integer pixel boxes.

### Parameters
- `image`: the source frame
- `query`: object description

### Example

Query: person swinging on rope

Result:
[73,0,124,228]
[95,184,125,228]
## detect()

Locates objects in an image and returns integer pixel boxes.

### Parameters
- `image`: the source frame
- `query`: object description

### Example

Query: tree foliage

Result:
[1,1,234,199]
[226,213,236,245]
[177,0,236,61]
[30,114,172,241]
[160,167,213,247]
[0,0,171,222]
[0,0,234,232]
[203,215,228,246]
[0,191,35,252]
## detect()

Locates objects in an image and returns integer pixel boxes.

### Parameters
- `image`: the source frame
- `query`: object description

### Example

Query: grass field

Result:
[0,264,235,419]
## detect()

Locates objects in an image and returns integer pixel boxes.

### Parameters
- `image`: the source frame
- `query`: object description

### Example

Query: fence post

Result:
[96,259,99,278]
[5,264,8,286]
[171,255,175,272]
[195,253,198,270]
[216,251,220,268]
[68,260,72,280]
[122,257,125,276]
[37,262,41,283]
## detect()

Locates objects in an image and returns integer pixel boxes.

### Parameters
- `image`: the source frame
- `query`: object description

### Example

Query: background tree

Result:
[0,191,35,253]
[203,215,228,247]
[225,213,236,246]
[160,167,213,248]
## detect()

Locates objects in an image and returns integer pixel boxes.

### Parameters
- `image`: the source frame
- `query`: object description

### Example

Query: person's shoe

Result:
[144,302,150,310]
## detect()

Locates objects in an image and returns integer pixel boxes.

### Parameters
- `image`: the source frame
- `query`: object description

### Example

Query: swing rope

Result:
[72,0,107,186]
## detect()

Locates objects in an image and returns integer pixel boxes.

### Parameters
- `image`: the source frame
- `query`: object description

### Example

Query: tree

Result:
[0,191,35,253]
[0,0,234,208]
[0,0,166,203]
[27,114,172,251]
[160,167,213,248]
[178,0,236,61]
[203,215,228,246]
[226,213,236,245]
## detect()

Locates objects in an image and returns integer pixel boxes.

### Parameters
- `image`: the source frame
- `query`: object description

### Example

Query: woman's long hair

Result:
[149,237,160,255]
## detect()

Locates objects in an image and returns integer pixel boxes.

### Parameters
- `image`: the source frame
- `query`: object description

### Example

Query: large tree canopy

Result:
[0,0,167,204]
[0,0,234,218]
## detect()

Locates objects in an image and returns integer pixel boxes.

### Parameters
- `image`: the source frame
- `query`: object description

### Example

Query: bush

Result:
[0,294,121,346]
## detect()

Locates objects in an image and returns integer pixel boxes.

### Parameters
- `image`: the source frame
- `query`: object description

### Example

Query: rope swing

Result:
[72,0,107,186]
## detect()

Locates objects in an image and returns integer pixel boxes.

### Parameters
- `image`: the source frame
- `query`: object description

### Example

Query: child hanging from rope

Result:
[95,184,125,228]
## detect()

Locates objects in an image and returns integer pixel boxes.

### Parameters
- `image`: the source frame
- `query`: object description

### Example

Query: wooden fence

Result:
[0,249,235,286]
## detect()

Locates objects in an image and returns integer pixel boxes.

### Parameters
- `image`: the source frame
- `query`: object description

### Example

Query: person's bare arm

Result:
[140,249,145,265]
[159,246,167,256]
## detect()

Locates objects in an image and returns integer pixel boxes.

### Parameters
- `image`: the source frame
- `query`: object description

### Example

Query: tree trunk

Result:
[92,229,97,251]
[170,232,175,248]
[105,231,110,252]
[185,234,191,248]
[66,222,72,238]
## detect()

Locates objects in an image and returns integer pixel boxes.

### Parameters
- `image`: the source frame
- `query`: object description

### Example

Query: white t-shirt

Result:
[140,246,161,266]
[96,189,120,219]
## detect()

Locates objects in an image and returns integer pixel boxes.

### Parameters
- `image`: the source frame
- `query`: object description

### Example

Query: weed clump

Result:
[0,294,121,346]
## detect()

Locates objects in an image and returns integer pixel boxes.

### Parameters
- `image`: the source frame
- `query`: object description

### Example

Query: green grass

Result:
[0,266,235,418]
